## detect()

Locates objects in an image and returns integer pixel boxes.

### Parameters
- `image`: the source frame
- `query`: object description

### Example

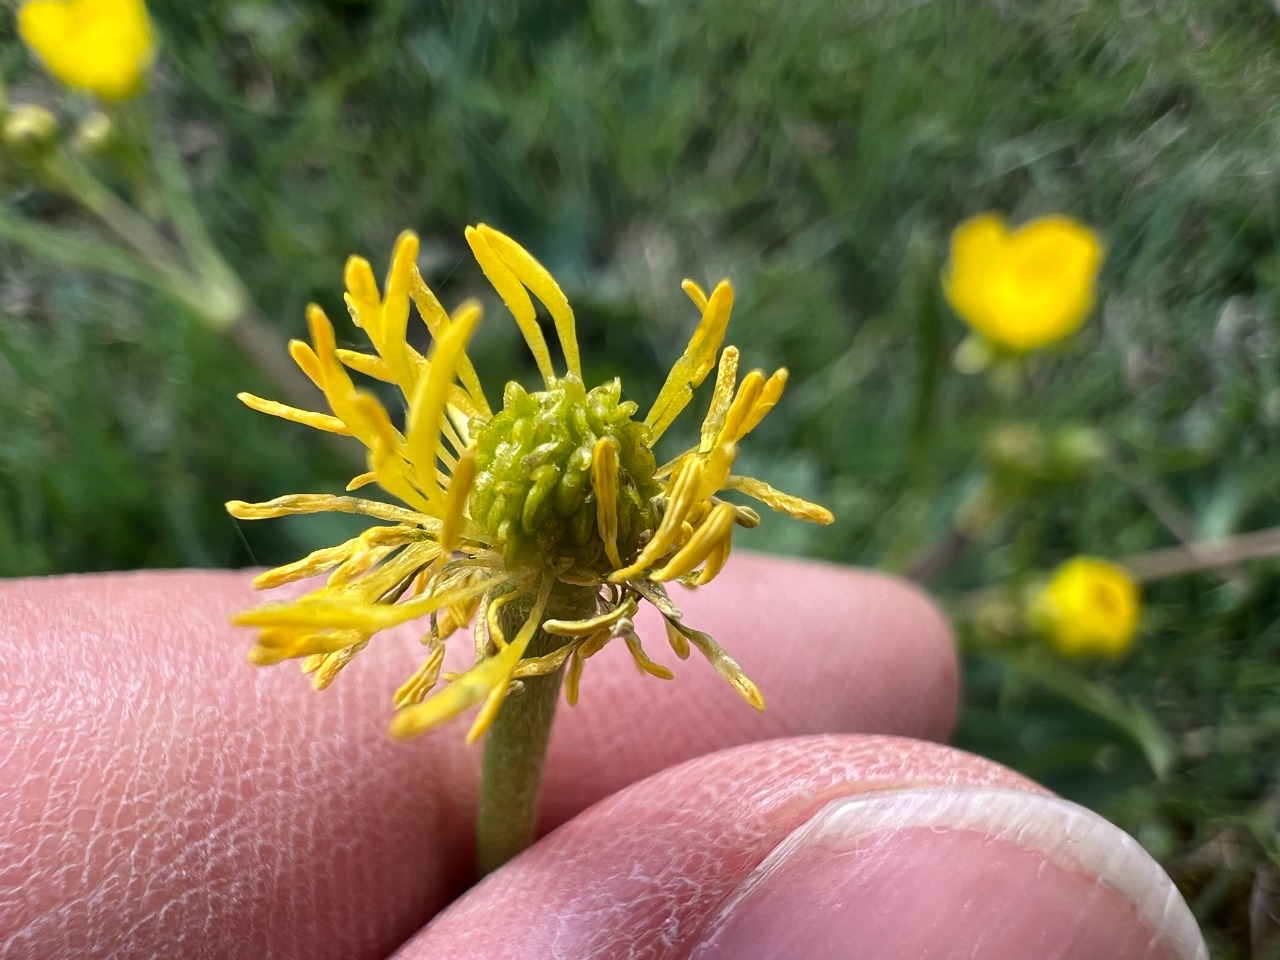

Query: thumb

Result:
[404,735,1206,960]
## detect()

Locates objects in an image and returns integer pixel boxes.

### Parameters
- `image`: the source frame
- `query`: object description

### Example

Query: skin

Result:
[0,554,1197,959]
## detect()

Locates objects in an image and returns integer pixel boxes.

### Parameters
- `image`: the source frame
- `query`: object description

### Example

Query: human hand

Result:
[1,555,1204,958]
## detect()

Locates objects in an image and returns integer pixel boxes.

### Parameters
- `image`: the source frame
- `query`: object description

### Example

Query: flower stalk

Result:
[7,0,327,418]
[476,581,598,874]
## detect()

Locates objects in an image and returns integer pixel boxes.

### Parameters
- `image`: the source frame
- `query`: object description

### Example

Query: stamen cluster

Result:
[471,376,660,572]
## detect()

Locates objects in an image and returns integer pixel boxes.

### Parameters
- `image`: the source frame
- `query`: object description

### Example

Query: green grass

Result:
[5,1,1280,953]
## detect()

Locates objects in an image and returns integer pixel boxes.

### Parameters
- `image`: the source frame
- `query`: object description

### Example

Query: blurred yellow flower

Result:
[18,0,154,101]
[227,225,833,742]
[1031,556,1140,658]
[943,213,1104,353]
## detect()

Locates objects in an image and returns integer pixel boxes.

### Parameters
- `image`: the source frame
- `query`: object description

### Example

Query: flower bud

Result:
[72,111,114,155]
[3,103,60,159]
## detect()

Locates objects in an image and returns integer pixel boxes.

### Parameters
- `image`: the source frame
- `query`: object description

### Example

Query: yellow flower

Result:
[227,225,833,742]
[18,0,155,101]
[1031,557,1140,658]
[943,213,1104,353]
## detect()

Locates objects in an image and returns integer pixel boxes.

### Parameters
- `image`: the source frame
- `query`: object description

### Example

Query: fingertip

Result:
[406,736,1204,960]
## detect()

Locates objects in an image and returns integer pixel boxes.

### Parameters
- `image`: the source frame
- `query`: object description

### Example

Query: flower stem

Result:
[475,581,597,877]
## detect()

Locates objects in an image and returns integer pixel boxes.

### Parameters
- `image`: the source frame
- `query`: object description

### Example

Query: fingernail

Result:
[688,786,1207,960]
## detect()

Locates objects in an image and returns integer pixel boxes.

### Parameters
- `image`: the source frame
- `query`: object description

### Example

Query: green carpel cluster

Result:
[469,375,661,571]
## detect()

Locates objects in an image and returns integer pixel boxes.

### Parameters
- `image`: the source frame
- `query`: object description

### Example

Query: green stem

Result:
[476,580,598,876]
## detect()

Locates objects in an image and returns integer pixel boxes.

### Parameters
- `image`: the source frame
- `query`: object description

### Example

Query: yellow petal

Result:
[477,224,581,380]
[679,624,765,711]
[390,576,552,741]
[236,392,351,435]
[726,475,835,524]
[20,0,154,100]
[645,280,734,441]
[410,267,493,418]
[225,493,431,527]
[650,501,737,582]
[698,347,740,454]
[405,301,481,513]
[943,213,1104,353]
[466,225,555,385]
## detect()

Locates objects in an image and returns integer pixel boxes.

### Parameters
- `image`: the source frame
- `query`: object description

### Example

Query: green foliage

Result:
[4,0,1280,952]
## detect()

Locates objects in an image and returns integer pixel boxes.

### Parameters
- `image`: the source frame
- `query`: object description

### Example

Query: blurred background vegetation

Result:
[4,0,1280,954]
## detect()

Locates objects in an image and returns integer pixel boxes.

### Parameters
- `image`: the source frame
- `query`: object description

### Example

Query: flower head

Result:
[228,225,833,741]
[18,0,155,101]
[1030,556,1139,658]
[943,214,1104,353]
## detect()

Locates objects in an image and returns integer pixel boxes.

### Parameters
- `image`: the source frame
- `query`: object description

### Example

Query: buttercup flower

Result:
[943,213,1104,353]
[1031,556,1140,658]
[18,0,155,101]
[228,225,833,743]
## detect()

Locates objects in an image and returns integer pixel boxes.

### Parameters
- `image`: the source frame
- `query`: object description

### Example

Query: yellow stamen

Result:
[345,471,378,491]
[466,225,555,385]
[484,588,523,650]
[310,641,369,690]
[692,534,732,586]
[343,255,381,328]
[682,279,709,312]
[307,304,381,450]
[591,437,623,569]
[236,573,502,632]
[236,392,351,435]
[329,541,439,588]
[623,631,674,680]
[663,617,691,660]
[353,393,435,516]
[543,598,636,637]
[694,441,738,503]
[249,626,366,661]
[440,444,478,551]
[377,231,422,390]
[288,340,325,389]
[393,641,448,707]
[251,525,422,589]
[610,457,706,581]
[564,649,586,706]
[336,349,395,383]
[698,347,740,454]
[512,639,583,678]
[253,542,357,590]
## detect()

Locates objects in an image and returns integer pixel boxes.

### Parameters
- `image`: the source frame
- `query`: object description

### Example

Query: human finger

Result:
[0,558,954,959]
[407,735,1206,960]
